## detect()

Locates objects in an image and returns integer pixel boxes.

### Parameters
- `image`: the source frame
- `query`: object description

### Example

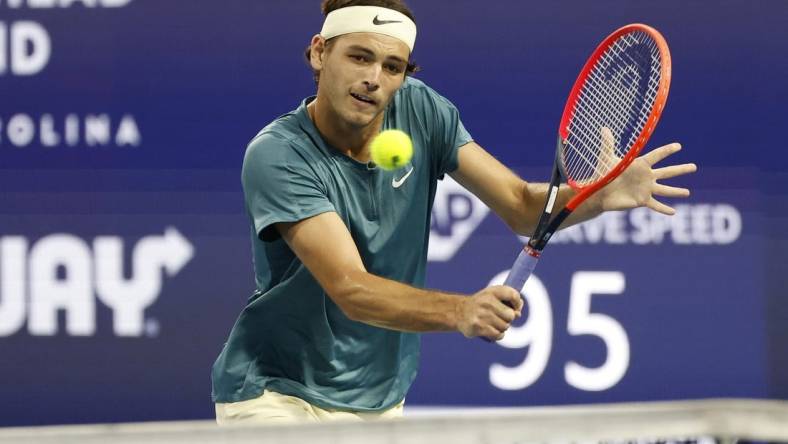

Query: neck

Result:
[308,96,382,164]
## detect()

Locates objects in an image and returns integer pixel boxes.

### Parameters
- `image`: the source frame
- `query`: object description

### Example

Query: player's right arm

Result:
[275,212,522,341]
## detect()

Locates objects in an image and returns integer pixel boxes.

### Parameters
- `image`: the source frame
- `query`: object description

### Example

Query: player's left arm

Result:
[449,141,555,236]
[449,141,697,236]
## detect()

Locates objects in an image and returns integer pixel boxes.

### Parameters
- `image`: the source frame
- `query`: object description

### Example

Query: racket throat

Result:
[524,244,542,259]
[529,207,573,251]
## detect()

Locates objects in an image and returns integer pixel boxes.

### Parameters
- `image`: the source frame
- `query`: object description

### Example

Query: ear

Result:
[309,34,327,71]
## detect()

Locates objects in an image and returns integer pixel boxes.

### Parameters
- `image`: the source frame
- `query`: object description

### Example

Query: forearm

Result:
[332,270,464,333]
[277,211,520,340]
[451,142,607,238]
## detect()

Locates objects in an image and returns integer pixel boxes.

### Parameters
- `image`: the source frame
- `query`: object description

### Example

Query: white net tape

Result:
[1,399,787,444]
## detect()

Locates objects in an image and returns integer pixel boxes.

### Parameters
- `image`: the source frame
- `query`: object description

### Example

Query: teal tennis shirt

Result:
[211,77,473,411]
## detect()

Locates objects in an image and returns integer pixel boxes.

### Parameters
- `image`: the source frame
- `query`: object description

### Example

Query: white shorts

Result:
[215,390,405,425]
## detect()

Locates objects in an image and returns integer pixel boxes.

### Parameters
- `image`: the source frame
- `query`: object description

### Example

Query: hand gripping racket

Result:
[504,24,672,295]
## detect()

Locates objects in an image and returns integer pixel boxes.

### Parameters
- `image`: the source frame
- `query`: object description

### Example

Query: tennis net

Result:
[1,398,786,444]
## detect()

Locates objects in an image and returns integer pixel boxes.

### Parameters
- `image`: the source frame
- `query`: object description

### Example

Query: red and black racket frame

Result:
[496,23,672,321]
[528,23,671,257]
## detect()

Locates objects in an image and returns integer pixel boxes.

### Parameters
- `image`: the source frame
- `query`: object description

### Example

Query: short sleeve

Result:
[242,133,336,241]
[415,83,473,178]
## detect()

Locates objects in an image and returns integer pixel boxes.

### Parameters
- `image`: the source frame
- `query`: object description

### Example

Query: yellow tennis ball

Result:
[370,129,413,171]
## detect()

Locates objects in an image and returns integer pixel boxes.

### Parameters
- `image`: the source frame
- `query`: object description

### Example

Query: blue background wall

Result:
[1,0,786,426]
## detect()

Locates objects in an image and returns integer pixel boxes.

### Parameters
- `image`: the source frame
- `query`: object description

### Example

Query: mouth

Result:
[350,92,377,106]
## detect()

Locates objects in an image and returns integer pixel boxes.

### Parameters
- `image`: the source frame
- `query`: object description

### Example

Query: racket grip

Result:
[480,247,541,343]
[502,247,541,306]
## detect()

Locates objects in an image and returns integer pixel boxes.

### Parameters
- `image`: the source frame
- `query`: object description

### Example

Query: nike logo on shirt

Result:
[392,166,414,188]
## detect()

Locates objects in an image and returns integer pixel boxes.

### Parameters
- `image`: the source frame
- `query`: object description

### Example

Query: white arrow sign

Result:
[94,227,194,336]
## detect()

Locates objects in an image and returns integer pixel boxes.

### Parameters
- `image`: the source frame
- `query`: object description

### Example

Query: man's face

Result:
[312,32,410,129]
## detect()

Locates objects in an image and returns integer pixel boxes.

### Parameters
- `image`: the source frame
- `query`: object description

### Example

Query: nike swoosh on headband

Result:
[392,166,414,188]
[373,15,403,25]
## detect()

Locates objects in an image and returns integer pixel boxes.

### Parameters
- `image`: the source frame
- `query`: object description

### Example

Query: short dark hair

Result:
[304,0,421,85]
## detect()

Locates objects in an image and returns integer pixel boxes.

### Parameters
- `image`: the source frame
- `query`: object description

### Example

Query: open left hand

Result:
[597,129,697,215]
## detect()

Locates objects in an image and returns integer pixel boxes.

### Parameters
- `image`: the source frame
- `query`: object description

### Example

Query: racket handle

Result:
[481,247,541,342]
[502,246,541,306]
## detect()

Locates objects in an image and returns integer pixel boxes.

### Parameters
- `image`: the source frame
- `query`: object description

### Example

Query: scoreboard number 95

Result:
[488,271,630,392]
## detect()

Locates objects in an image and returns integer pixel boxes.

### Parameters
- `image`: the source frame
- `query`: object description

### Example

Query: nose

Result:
[362,64,382,92]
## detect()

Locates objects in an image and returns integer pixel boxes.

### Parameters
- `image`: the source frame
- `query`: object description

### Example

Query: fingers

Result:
[488,315,511,333]
[653,183,690,198]
[490,300,516,324]
[596,127,617,178]
[487,287,522,340]
[647,197,675,215]
[512,293,524,317]
[642,143,681,166]
[654,163,697,180]
[461,286,522,340]
[482,326,508,342]
[491,286,523,319]
[600,127,616,157]
[475,317,509,341]
[512,294,524,317]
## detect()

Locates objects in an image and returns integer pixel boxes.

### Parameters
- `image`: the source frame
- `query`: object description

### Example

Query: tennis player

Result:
[212,0,696,425]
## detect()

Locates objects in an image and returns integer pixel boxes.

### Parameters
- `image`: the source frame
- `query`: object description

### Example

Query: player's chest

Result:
[325,161,427,239]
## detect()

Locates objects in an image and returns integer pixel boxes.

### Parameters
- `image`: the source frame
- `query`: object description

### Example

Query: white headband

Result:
[320,6,417,52]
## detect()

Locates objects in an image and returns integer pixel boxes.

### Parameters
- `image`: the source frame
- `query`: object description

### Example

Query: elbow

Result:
[324,270,369,322]
[504,182,535,235]
[336,295,363,322]
[504,215,532,237]
[342,307,366,323]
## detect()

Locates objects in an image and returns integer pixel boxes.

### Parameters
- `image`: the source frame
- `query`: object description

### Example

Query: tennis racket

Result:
[504,24,672,296]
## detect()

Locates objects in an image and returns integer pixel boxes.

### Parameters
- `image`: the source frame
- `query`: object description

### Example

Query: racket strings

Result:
[565,34,659,183]
[605,37,662,137]
[567,64,653,180]
[567,73,634,172]
[563,31,662,186]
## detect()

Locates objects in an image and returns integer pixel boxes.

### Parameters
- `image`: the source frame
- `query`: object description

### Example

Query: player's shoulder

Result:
[399,76,428,91]
[242,136,297,184]
[244,109,310,163]
[398,77,437,99]
[249,112,301,149]
[396,77,457,110]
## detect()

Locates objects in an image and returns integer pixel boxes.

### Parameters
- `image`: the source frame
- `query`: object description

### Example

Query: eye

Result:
[350,55,368,62]
[385,64,404,74]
